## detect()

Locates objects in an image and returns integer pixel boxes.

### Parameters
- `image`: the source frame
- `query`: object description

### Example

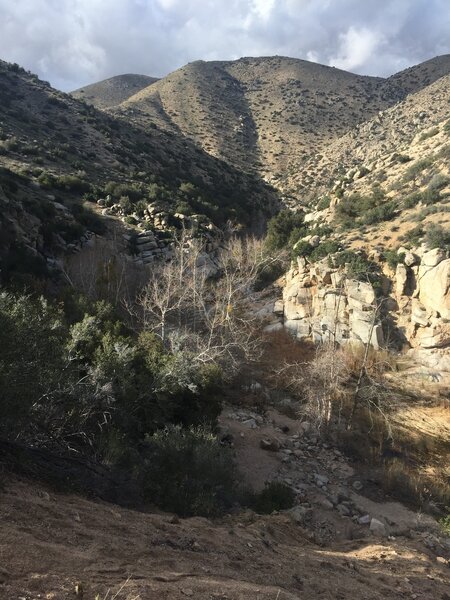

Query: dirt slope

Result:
[1,476,449,600]
[1,402,449,599]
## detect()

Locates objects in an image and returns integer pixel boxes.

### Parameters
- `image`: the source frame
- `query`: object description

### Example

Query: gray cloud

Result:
[1,0,449,90]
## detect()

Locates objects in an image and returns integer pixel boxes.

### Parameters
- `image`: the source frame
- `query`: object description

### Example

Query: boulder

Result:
[404,252,418,267]
[418,259,450,319]
[260,438,280,452]
[273,300,284,316]
[395,264,408,297]
[421,248,446,268]
[346,280,376,305]
[369,518,387,536]
[415,321,450,349]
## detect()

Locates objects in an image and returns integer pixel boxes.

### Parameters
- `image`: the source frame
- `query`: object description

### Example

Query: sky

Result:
[1,0,450,91]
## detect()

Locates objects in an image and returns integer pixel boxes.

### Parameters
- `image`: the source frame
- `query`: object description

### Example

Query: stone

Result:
[421,248,446,268]
[242,418,257,429]
[288,506,313,524]
[404,252,418,267]
[395,264,408,297]
[273,300,284,316]
[346,280,376,305]
[370,518,387,536]
[260,438,280,452]
[358,514,371,525]
[415,321,450,349]
[314,474,329,487]
[319,498,334,510]
[299,421,311,434]
[337,503,351,516]
[418,259,450,319]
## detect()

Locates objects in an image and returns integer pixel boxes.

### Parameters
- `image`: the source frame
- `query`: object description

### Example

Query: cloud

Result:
[0,0,449,90]
[330,27,386,72]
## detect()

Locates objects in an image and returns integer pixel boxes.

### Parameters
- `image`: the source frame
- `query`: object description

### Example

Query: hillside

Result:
[72,73,159,108]
[293,73,450,201]
[82,55,450,198]
[0,60,277,282]
[111,57,400,180]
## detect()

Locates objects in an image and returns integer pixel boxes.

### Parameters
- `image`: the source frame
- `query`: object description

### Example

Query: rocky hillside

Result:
[75,55,450,199]
[72,73,159,108]
[0,60,277,283]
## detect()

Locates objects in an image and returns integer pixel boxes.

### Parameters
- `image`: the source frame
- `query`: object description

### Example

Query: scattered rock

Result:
[370,518,387,537]
[260,438,280,452]
[314,474,329,487]
[358,514,371,525]
[337,503,351,517]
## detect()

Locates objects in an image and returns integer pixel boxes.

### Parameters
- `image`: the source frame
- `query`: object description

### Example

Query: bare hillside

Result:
[71,74,159,108]
[114,57,403,178]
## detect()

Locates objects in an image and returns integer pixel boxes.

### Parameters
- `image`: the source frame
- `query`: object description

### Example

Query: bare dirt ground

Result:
[0,476,449,600]
[1,405,449,600]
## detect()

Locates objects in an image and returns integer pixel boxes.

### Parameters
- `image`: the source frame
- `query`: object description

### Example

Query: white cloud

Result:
[330,27,385,72]
[0,0,448,90]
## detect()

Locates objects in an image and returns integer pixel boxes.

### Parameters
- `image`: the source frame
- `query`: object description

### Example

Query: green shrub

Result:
[316,195,331,211]
[265,210,305,251]
[383,249,405,269]
[362,201,397,225]
[402,225,424,246]
[252,481,295,514]
[56,174,91,193]
[393,153,412,164]
[332,250,378,281]
[425,224,450,251]
[403,158,433,182]
[439,509,450,535]
[143,425,238,517]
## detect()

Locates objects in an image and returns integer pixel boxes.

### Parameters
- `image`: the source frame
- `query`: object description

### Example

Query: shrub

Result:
[383,250,405,269]
[56,174,91,193]
[425,224,450,251]
[0,293,67,433]
[332,250,378,282]
[402,225,424,246]
[316,195,331,211]
[265,210,305,251]
[440,509,450,535]
[403,158,433,182]
[251,481,295,514]
[419,127,439,141]
[143,425,238,516]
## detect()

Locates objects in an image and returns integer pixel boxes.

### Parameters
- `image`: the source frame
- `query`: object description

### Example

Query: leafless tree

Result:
[133,234,282,377]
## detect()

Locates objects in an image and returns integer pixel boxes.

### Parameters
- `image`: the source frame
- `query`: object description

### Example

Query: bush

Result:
[265,210,305,251]
[143,425,238,516]
[425,224,450,251]
[56,174,91,193]
[332,250,378,282]
[251,481,295,514]
[440,509,450,535]
[403,158,433,182]
[383,249,405,269]
[316,195,331,211]
[0,293,67,432]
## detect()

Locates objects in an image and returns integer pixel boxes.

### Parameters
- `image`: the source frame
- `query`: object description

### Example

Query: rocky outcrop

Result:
[282,256,384,350]
[278,247,450,371]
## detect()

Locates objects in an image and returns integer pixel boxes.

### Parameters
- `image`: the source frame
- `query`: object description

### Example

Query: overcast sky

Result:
[1,0,450,91]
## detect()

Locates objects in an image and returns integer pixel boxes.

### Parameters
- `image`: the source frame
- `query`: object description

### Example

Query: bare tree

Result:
[133,234,281,377]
